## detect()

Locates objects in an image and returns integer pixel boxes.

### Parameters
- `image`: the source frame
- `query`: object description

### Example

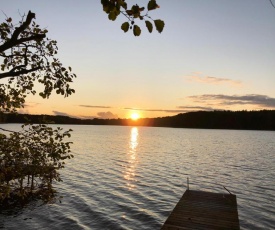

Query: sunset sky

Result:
[1,1,275,119]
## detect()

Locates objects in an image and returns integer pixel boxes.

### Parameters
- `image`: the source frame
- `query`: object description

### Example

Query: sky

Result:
[1,0,275,119]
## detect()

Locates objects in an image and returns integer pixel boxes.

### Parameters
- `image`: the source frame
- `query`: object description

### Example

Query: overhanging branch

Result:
[0,34,46,53]
[0,66,42,79]
[0,11,46,53]
[11,11,36,41]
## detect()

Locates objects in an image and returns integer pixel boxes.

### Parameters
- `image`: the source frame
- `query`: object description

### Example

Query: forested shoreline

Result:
[2,110,275,131]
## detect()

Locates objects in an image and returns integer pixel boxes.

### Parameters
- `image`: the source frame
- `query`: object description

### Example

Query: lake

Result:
[1,124,275,229]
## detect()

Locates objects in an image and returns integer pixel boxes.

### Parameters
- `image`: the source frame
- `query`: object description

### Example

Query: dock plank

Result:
[161,190,240,230]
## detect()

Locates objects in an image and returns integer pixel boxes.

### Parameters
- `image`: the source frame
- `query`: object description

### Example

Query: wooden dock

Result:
[161,190,240,230]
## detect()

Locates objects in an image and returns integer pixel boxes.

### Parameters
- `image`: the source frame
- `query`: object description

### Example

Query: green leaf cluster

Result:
[101,0,164,36]
[101,0,125,21]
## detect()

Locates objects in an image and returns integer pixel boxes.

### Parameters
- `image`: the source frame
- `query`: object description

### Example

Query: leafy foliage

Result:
[0,11,76,113]
[145,20,153,33]
[0,11,76,204]
[0,124,73,202]
[133,25,141,36]
[121,21,130,32]
[101,0,165,36]
[154,19,165,33]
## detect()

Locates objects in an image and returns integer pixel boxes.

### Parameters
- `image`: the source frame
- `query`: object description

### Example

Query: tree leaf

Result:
[145,20,153,33]
[154,19,165,33]
[121,22,130,32]
[131,4,141,18]
[133,25,141,36]
[126,10,133,16]
[118,0,127,10]
[108,11,117,21]
[147,0,159,11]
[101,0,111,13]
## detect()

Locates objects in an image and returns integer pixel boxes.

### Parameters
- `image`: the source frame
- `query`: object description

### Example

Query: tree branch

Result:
[0,11,45,53]
[11,11,35,41]
[0,66,41,79]
[10,64,27,73]
[0,53,25,58]
[0,34,46,53]
[0,127,16,133]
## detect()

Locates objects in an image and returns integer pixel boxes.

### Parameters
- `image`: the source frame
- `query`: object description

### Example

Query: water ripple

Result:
[1,125,274,229]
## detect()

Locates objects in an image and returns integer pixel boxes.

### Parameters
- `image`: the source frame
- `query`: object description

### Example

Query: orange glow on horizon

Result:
[130,112,140,120]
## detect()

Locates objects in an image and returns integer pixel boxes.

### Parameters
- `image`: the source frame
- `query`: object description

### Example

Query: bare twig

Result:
[1,10,9,19]
[0,127,16,133]
[270,0,275,9]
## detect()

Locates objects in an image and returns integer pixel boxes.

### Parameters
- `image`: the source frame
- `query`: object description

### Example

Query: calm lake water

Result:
[0,124,275,229]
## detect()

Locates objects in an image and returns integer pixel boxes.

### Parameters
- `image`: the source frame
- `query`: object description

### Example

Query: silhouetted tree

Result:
[0,11,75,203]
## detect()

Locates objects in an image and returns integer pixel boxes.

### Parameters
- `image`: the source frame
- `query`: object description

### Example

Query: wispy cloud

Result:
[53,110,119,119]
[123,107,212,113]
[52,110,73,117]
[186,72,242,87]
[23,102,41,108]
[79,105,112,109]
[67,94,275,119]
[188,94,275,108]
[177,105,216,111]
[78,115,97,119]
[18,102,41,114]
[97,111,118,119]
[53,110,98,119]
[124,107,165,112]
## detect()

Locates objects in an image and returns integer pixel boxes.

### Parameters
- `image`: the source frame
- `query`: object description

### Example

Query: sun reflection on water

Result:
[124,127,139,190]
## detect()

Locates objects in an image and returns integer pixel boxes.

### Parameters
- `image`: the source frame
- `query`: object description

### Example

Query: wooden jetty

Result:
[161,189,240,230]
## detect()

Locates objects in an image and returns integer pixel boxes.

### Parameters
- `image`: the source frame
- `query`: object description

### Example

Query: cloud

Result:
[97,111,118,119]
[18,102,41,114]
[52,110,73,117]
[79,105,112,109]
[17,108,29,114]
[188,94,275,108]
[186,73,242,87]
[123,107,213,113]
[177,105,216,111]
[53,111,99,119]
[123,107,183,113]
[124,107,165,112]
[78,115,97,120]
[24,102,41,108]
[53,110,97,119]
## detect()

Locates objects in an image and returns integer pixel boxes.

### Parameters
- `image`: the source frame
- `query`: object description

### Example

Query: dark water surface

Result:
[1,125,275,229]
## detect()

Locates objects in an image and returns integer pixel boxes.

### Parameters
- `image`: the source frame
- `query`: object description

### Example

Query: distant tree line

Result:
[2,110,275,131]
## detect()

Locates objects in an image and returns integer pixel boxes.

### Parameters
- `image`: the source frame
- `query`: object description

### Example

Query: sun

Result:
[130,113,140,121]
